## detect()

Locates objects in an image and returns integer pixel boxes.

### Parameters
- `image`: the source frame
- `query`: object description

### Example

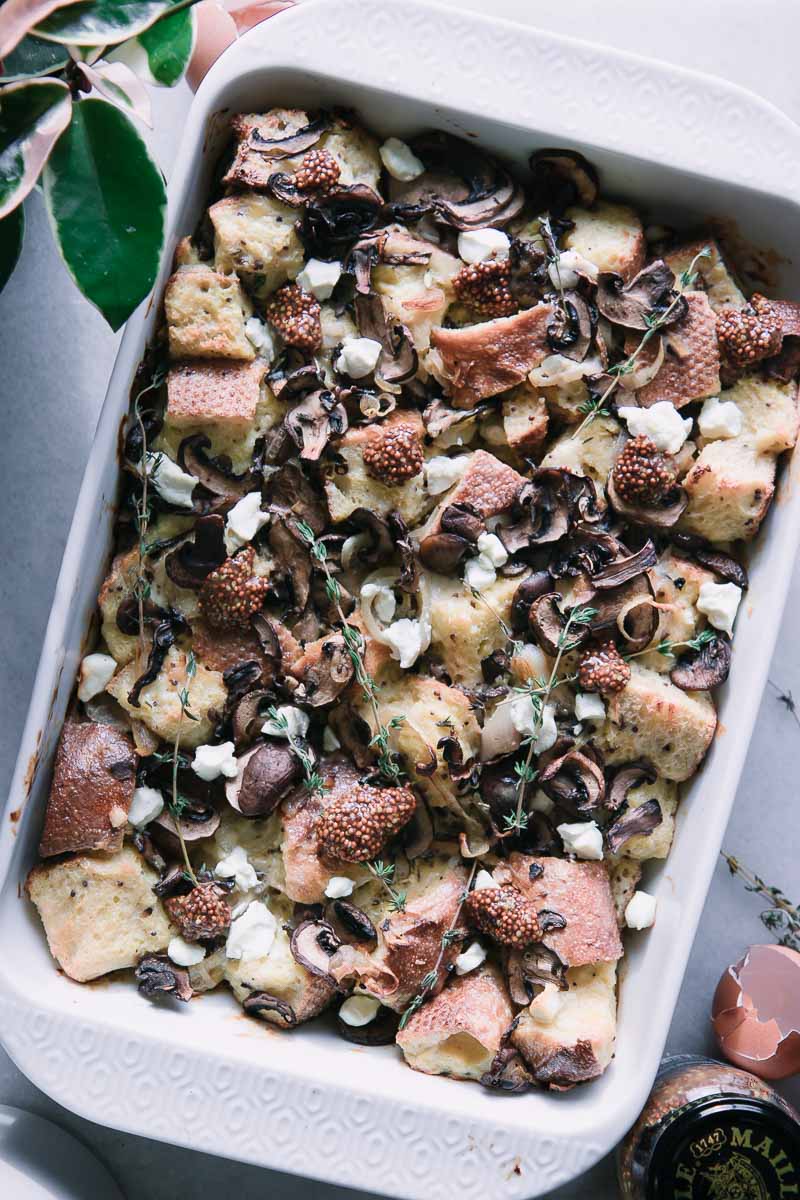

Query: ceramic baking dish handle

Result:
[213,0,800,205]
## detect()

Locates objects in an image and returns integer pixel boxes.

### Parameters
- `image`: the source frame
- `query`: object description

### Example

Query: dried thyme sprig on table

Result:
[722,853,800,952]
[296,519,404,784]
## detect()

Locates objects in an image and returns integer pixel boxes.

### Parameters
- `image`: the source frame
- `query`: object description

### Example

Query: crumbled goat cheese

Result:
[574,692,606,723]
[548,249,599,290]
[475,531,508,568]
[144,452,198,509]
[455,940,487,976]
[77,652,117,702]
[168,936,206,967]
[458,227,510,264]
[225,901,277,962]
[530,984,564,1025]
[625,890,658,930]
[128,786,164,828]
[339,995,381,1026]
[557,820,604,860]
[698,396,743,440]
[617,401,693,454]
[325,875,355,899]
[215,845,258,893]
[382,617,430,669]
[224,490,269,554]
[379,138,425,181]
[336,336,383,378]
[510,696,557,754]
[474,869,499,891]
[296,257,342,300]
[262,705,310,740]
[463,555,497,590]
[697,581,742,636]
[361,581,397,624]
[245,317,277,362]
[425,454,471,495]
[192,741,238,781]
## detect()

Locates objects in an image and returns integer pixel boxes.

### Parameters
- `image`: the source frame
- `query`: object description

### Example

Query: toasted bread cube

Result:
[512,962,617,1088]
[223,110,381,192]
[724,375,799,454]
[664,238,746,312]
[598,662,717,781]
[564,201,645,281]
[502,382,549,455]
[634,292,720,409]
[644,550,717,674]
[429,573,519,686]
[26,846,172,982]
[622,775,679,860]
[607,857,642,925]
[166,359,266,429]
[680,439,776,542]
[106,646,225,749]
[397,964,514,1082]
[418,450,525,546]
[165,265,254,361]
[539,414,621,484]
[374,243,461,353]
[98,549,141,666]
[280,756,368,904]
[39,720,136,858]
[502,854,623,967]
[430,303,552,408]
[210,192,304,297]
[323,411,429,526]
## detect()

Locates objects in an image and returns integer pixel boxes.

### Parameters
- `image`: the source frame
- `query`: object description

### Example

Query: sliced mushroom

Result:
[440,503,484,543]
[550,528,621,580]
[285,389,348,461]
[230,688,273,747]
[298,635,355,706]
[607,762,657,813]
[387,511,419,594]
[226,741,301,817]
[389,132,524,229]
[529,148,599,209]
[164,515,227,589]
[353,291,418,385]
[135,955,192,1003]
[546,292,596,363]
[511,572,553,631]
[591,540,657,590]
[607,476,688,529]
[670,633,731,691]
[670,533,749,590]
[480,1045,534,1093]
[507,943,567,1004]
[242,991,298,1027]
[128,611,189,707]
[249,112,331,158]
[588,573,658,654]
[290,918,342,979]
[595,260,687,331]
[540,749,606,815]
[300,184,384,259]
[529,593,588,657]
[422,396,491,439]
[606,797,663,854]
[326,900,377,945]
[177,433,251,499]
[151,802,220,855]
[503,470,573,552]
[337,1005,400,1046]
[508,237,548,308]
[418,530,471,574]
[271,363,324,401]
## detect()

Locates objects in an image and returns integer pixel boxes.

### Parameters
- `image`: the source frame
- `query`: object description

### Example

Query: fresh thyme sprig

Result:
[130,365,167,665]
[296,519,404,784]
[539,214,569,320]
[507,604,597,835]
[624,628,717,663]
[722,853,800,952]
[399,862,477,1030]
[171,650,199,887]
[368,859,407,913]
[264,705,325,795]
[574,245,712,436]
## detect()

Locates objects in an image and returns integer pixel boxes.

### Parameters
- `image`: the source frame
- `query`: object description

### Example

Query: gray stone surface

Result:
[2,8,799,1196]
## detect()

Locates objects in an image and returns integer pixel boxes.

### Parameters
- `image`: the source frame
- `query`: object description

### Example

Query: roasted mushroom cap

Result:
[506,943,567,1005]
[135,955,192,1002]
[529,593,588,657]
[354,291,418,385]
[243,991,298,1026]
[670,533,749,590]
[290,918,342,979]
[607,762,657,813]
[326,900,378,945]
[151,801,220,854]
[480,1045,534,1093]
[177,433,252,500]
[546,291,596,363]
[418,530,472,574]
[511,572,553,630]
[164,515,227,589]
[249,112,331,158]
[529,148,599,209]
[607,476,689,529]
[670,633,732,691]
[336,1005,400,1046]
[606,797,663,854]
[591,540,657,590]
[389,132,524,230]
[285,389,348,461]
[300,184,384,259]
[225,741,302,817]
[595,261,687,331]
[296,635,355,707]
[540,749,606,815]
[588,573,659,654]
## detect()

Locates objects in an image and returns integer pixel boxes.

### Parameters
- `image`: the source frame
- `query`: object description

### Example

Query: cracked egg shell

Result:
[712,944,800,1081]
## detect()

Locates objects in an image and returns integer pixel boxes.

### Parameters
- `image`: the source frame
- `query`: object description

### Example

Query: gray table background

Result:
[2,3,800,1195]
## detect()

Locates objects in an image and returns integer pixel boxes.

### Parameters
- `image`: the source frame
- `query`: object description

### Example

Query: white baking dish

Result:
[2,2,800,1195]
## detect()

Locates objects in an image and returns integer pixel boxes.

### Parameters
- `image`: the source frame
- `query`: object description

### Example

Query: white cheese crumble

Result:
[696,581,742,636]
[336,336,383,378]
[475,531,508,568]
[225,901,277,962]
[296,257,342,300]
[458,227,510,264]
[510,696,557,754]
[245,316,277,362]
[530,984,564,1026]
[262,705,310,740]
[625,890,658,930]
[382,617,431,669]
[361,581,397,624]
[454,940,487,976]
[128,785,164,828]
[617,401,693,455]
[339,995,381,1026]
[557,819,604,861]
[547,249,599,290]
[698,396,743,441]
[463,555,497,590]
[192,741,238,781]
[143,452,198,509]
[168,936,206,967]
[324,875,355,899]
[224,490,268,554]
[474,869,499,891]
[215,845,258,893]
[322,726,341,753]
[574,692,606,723]
[77,652,117,702]
[379,137,425,181]
[424,454,471,495]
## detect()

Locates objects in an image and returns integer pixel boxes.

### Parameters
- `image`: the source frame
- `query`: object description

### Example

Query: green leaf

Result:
[0,78,72,218]
[34,0,190,47]
[0,204,25,291]
[132,5,195,85]
[1,33,70,80]
[43,97,166,329]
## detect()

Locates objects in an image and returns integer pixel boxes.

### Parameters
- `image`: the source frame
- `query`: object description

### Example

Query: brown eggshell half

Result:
[712,944,800,1081]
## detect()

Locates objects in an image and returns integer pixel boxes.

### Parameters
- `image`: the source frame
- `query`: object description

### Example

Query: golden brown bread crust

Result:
[39,719,136,858]
[634,292,720,409]
[430,303,552,408]
[501,853,623,966]
[166,359,266,429]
